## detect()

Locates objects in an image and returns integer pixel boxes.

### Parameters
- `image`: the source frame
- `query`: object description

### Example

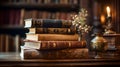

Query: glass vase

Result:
[78,30,87,46]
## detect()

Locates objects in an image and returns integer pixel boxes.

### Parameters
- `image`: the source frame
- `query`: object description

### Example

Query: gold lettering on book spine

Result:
[35,19,43,27]
[53,42,56,48]
[62,20,72,28]
[68,42,72,47]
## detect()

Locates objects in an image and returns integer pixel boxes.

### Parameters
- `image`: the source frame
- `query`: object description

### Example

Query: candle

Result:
[106,6,111,17]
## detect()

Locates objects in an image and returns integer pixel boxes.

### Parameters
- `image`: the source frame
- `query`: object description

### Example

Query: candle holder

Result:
[104,16,116,34]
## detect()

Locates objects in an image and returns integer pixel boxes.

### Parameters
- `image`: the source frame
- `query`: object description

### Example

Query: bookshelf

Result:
[0,3,79,11]
[0,0,81,52]
[0,0,80,25]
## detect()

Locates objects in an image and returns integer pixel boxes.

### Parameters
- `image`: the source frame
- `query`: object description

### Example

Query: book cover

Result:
[28,27,76,34]
[20,46,89,59]
[24,40,86,50]
[24,18,72,28]
[26,34,79,41]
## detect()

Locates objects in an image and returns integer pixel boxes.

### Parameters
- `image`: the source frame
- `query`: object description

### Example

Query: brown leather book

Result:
[24,40,86,50]
[27,27,76,34]
[20,46,89,59]
[26,34,79,41]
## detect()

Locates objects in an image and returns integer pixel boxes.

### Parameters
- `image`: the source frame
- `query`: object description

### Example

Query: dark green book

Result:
[24,18,72,28]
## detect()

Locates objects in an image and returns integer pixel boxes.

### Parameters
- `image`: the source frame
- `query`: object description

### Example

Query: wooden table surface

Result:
[0,52,120,67]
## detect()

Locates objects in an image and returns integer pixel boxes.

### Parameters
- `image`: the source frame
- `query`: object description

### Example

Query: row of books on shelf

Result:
[0,9,77,25]
[0,34,18,52]
[7,0,80,4]
[23,10,76,20]
[0,26,29,52]
[20,18,89,59]
[0,9,21,25]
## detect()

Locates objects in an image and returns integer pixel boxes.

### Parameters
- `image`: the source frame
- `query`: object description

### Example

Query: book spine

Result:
[20,46,89,59]
[26,34,79,41]
[24,19,72,28]
[28,28,76,34]
[24,40,86,50]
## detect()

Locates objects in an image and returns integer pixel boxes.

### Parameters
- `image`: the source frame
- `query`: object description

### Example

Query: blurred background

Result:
[0,0,120,52]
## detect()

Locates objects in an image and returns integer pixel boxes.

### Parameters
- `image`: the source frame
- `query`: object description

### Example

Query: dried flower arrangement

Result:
[71,8,91,34]
[71,8,91,41]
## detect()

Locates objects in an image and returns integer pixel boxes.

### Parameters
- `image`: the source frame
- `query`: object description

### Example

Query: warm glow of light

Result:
[106,6,111,17]
[100,15,105,24]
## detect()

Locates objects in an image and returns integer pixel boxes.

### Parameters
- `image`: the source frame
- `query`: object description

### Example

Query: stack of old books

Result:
[20,18,89,59]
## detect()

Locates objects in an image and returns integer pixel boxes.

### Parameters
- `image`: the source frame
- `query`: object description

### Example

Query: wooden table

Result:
[0,52,120,67]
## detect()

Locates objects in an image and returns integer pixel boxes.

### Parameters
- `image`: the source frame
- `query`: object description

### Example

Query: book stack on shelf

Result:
[20,18,89,59]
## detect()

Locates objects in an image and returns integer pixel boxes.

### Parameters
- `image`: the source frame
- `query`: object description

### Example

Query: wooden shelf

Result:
[0,3,79,12]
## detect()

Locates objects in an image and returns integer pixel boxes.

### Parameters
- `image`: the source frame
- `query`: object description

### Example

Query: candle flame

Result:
[106,6,111,17]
